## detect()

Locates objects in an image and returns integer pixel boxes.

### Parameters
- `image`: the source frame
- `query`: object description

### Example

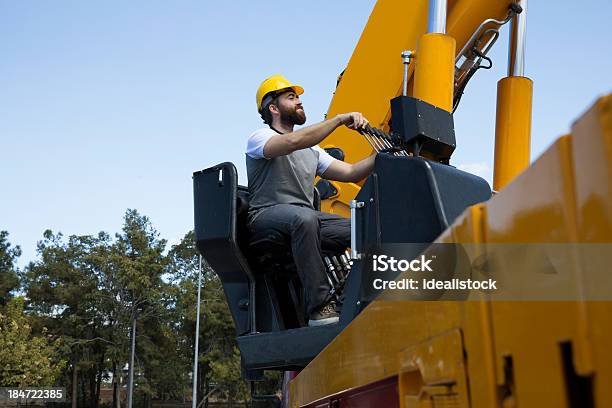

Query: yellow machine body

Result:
[292,95,612,407]
[290,0,612,406]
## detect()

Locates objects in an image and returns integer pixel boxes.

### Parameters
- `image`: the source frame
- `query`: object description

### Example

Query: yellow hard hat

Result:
[256,74,304,111]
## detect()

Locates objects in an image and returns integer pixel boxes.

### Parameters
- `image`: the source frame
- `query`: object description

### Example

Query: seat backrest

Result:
[194,162,309,334]
[235,186,251,250]
[193,162,253,335]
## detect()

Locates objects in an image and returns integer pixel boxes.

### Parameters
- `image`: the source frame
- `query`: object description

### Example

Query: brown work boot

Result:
[308,301,339,327]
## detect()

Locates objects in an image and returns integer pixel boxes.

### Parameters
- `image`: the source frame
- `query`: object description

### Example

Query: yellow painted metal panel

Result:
[437,204,486,244]
[289,301,463,408]
[570,95,612,406]
[571,94,612,243]
[487,135,577,243]
[485,136,580,407]
[581,302,612,407]
[398,329,469,408]
[491,302,583,408]
[493,77,534,191]
[438,206,501,408]
[461,301,500,408]
[479,96,612,407]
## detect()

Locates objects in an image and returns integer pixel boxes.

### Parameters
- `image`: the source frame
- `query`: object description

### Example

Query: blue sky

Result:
[2,1,611,267]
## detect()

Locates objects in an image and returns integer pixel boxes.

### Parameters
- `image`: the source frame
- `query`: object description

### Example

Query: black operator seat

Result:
[236,185,305,331]
[193,162,345,373]
[237,173,339,330]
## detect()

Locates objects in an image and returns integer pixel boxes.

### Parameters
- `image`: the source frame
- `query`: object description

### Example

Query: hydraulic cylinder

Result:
[493,76,533,190]
[493,0,532,190]
[413,33,456,112]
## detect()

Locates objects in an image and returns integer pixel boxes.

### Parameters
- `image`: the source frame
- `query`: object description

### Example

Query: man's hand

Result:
[336,112,369,130]
[261,111,369,158]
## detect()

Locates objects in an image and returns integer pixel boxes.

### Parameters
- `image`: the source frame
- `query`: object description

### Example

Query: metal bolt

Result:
[401,50,414,97]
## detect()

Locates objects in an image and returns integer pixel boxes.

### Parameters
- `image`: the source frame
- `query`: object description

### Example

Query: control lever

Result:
[324,256,341,286]
[340,253,352,275]
[331,256,345,282]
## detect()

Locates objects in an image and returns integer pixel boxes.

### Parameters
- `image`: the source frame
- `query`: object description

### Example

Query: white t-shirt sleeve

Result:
[313,145,336,176]
[246,128,277,159]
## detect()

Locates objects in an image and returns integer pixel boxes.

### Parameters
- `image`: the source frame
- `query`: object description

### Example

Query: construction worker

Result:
[246,74,375,326]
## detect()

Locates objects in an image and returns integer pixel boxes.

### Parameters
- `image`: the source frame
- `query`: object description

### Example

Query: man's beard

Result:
[279,104,306,126]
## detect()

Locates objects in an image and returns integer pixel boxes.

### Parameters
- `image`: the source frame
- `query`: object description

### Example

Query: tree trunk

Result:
[116,366,123,408]
[203,369,210,408]
[71,356,78,408]
[112,363,118,408]
[89,370,96,408]
[127,312,137,408]
[95,365,103,408]
[80,372,86,408]
[203,380,209,408]
[143,365,152,408]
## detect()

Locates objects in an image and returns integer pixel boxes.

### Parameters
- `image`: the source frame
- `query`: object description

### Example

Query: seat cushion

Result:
[248,228,291,258]
[236,187,291,256]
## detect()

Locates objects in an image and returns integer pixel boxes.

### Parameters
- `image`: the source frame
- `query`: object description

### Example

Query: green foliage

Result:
[0,230,21,305]
[0,297,66,386]
[111,209,168,305]
[13,213,281,406]
[168,231,265,404]
[22,229,113,406]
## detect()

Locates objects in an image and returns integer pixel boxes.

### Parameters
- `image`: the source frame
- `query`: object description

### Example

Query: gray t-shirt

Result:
[245,127,335,219]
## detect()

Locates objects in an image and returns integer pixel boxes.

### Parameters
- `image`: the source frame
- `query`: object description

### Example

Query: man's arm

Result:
[321,153,376,183]
[263,113,368,158]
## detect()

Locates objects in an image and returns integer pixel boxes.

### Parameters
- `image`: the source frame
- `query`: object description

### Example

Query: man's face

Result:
[274,91,306,125]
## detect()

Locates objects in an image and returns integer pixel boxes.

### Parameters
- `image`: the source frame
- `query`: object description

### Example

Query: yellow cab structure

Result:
[290,0,612,407]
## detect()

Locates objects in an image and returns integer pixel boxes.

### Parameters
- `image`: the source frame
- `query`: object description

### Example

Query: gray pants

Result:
[248,204,350,315]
